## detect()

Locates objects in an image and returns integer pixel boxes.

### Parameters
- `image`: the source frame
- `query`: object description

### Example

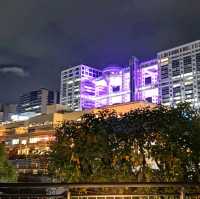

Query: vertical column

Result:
[180,187,185,199]
[67,191,71,199]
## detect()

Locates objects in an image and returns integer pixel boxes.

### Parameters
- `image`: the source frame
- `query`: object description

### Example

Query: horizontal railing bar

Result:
[0,194,64,197]
[0,182,199,189]
[0,194,64,196]
[71,194,180,197]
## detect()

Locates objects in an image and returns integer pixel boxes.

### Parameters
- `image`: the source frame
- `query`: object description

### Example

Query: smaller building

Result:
[0,101,154,177]
[92,101,155,115]
[0,103,17,122]
[17,88,60,118]
[46,104,69,114]
[0,111,87,176]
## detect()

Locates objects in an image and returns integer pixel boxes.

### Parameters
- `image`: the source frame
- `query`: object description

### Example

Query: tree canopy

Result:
[49,103,200,183]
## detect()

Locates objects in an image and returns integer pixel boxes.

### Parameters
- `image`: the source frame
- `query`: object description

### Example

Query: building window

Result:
[173,86,181,97]
[112,86,120,92]
[12,139,19,145]
[162,86,169,95]
[21,140,27,145]
[145,77,151,85]
[29,137,38,143]
[145,97,152,103]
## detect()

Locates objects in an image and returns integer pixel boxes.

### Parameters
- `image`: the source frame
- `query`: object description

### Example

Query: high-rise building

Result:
[17,88,59,118]
[60,65,102,111]
[61,62,159,111]
[158,40,200,107]
[60,40,200,110]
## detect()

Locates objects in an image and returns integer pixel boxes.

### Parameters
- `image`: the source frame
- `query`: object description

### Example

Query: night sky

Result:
[0,0,200,103]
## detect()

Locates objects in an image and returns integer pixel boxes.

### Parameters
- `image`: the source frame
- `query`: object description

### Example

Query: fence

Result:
[0,183,199,199]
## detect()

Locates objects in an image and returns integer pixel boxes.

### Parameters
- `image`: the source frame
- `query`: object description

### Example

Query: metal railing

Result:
[0,182,199,199]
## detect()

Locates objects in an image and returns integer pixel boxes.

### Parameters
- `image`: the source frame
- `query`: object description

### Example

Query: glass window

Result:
[112,86,120,92]
[12,139,19,145]
[145,77,151,85]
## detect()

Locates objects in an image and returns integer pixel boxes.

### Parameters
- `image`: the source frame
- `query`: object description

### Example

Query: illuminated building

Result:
[92,101,155,115]
[61,40,200,109]
[0,101,153,177]
[94,66,131,107]
[17,88,60,119]
[61,62,158,110]
[158,40,200,107]
[132,59,159,103]
[0,111,87,176]
[60,65,102,111]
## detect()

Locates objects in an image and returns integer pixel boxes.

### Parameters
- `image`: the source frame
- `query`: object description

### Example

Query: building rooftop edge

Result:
[61,64,102,72]
[140,59,157,65]
[92,101,156,110]
[157,40,200,55]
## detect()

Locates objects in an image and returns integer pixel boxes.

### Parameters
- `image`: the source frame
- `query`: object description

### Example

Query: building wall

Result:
[135,59,159,103]
[60,65,102,111]
[92,101,155,115]
[94,66,131,107]
[61,65,132,111]
[17,88,59,116]
[0,104,17,122]
[158,40,200,107]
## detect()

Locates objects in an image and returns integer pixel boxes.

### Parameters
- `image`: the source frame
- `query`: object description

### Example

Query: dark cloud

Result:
[0,65,28,77]
[0,0,200,103]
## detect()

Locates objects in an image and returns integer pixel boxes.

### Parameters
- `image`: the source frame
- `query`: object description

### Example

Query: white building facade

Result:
[158,40,200,107]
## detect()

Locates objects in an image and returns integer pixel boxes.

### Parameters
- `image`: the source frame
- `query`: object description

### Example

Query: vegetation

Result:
[0,144,17,182]
[49,103,200,183]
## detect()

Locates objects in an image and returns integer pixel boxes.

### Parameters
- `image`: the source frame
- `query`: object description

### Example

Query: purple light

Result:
[78,61,159,110]
[134,59,159,103]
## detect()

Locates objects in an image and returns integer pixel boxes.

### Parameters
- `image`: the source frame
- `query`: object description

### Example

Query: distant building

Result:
[46,104,69,114]
[158,40,200,107]
[0,103,17,122]
[17,88,59,118]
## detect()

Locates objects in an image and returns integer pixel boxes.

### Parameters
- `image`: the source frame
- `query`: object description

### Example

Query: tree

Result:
[0,144,17,182]
[49,103,200,183]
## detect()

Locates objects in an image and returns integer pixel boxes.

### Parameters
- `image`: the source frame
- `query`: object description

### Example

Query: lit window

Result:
[12,139,19,145]
[21,140,27,145]
[29,137,39,143]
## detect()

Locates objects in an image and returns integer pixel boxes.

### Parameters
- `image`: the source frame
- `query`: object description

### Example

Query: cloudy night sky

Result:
[0,0,200,103]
